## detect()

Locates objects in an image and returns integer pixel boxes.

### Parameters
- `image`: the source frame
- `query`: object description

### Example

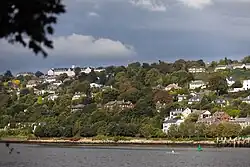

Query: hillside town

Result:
[1,57,250,139]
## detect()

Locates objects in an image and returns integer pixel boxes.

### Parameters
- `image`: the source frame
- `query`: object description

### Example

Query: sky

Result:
[1,0,250,73]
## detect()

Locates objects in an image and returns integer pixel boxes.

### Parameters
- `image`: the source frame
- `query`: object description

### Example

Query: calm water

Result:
[0,144,250,167]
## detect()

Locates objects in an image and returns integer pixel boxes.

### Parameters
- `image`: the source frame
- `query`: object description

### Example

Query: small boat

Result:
[197,144,203,152]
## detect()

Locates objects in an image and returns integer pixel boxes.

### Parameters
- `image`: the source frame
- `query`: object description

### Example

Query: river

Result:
[0,143,250,167]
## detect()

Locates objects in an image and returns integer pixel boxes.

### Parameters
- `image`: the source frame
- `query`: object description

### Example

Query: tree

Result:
[74,67,81,77]
[153,90,173,104]
[173,59,186,71]
[231,81,243,88]
[20,88,31,96]
[4,70,13,78]
[185,113,199,123]
[170,71,193,86]
[96,71,107,85]
[139,124,155,139]
[57,73,68,82]
[167,124,179,138]
[145,68,161,86]
[133,96,155,117]
[34,126,46,137]
[0,0,65,56]
[195,123,207,138]
[242,56,250,64]
[80,125,96,137]
[241,126,250,136]
[74,81,90,95]
[142,63,150,69]
[101,89,119,104]
[224,108,240,117]
[118,88,141,104]
[37,96,43,104]
[62,126,73,137]
[35,71,44,78]
[208,74,228,95]
[3,70,13,81]
[86,70,97,83]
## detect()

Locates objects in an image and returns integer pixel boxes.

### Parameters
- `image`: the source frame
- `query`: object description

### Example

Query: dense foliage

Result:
[0,0,65,56]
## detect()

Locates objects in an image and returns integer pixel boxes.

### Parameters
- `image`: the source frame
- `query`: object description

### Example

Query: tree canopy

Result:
[0,0,65,56]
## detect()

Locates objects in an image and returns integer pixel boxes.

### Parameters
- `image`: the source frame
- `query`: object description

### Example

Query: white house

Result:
[188,95,202,104]
[226,77,235,87]
[188,67,206,73]
[242,80,250,90]
[169,108,192,119]
[162,118,184,133]
[165,83,181,91]
[229,118,250,128]
[52,81,62,86]
[182,108,192,119]
[48,66,105,76]
[245,63,250,69]
[169,109,182,119]
[47,94,59,101]
[193,110,211,119]
[16,72,34,77]
[189,80,206,90]
[228,87,244,93]
[177,94,188,102]
[72,92,87,101]
[214,98,229,107]
[214,65,228,72]
[48,66,75,77]
[34,89,55,95]
[71,104,85,112]
[26,80,37,88]
[90,83,103,88]
[81,67,92,74]
[232,64,245,69]
[80,67,105,74]
[44,77,56,83]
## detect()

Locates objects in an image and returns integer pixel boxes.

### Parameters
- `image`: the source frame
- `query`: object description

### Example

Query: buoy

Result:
[197,144,203,152]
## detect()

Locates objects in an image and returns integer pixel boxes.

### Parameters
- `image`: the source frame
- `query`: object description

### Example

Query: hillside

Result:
[1,57,250,139]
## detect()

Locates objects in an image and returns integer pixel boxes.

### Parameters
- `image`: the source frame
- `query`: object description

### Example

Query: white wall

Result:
[47,69,54,76]
[243,80,250,90]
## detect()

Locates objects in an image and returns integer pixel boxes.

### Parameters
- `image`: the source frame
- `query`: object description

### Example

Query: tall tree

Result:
[0,0,65,56]
[231,81,243,88]
[86,70,97,83]
[3,70,13,81]
[153,90,173,104]
[145,68,161,86]
[74,67,81,77]
[74,81,90,95]
[242,56,250,64]
[35,71,44,78]
[101,89,119,104]
[57,73,68,82]
[208,74,228,95]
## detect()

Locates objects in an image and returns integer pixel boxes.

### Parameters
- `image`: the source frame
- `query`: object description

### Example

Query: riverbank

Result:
[0,137,217,147]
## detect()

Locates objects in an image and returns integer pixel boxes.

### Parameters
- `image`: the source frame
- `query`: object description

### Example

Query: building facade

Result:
[188,67,206,73]
[189,80,206,90]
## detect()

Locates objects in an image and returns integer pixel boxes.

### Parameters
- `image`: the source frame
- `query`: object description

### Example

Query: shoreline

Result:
[0,138,217,147]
